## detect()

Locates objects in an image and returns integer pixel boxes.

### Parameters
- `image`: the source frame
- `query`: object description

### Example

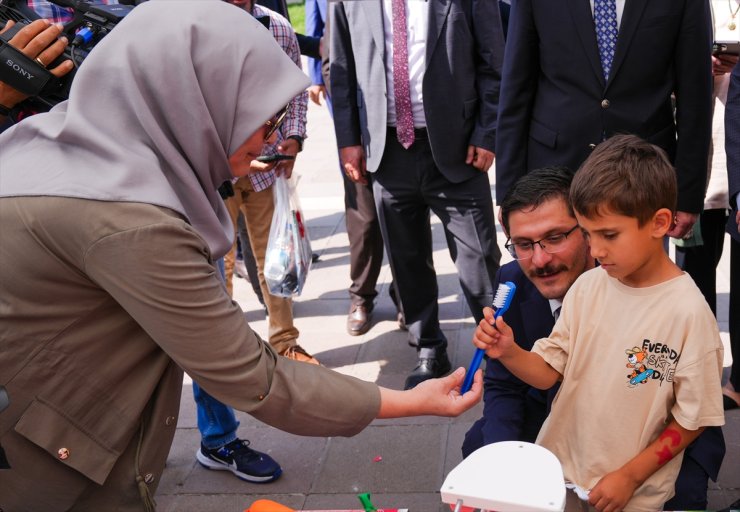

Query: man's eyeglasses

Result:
[264,106,288,142]
[505,225,580,260]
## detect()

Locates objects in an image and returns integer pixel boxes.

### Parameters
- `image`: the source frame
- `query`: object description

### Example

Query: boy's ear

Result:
[651,208,673,237]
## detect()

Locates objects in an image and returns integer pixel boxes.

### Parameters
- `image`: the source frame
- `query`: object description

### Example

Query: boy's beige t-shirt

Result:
[532,268,724,512]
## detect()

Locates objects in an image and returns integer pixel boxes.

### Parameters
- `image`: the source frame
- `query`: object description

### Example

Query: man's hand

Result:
[466,145,495,172]
[588,468,641,512]
[666,211,699,239]
[248,159,277,174]
[736,209,740,234]
[0,20,73,110]
[275,138,300,178]
[712,54,739,76]
[339,145,367,184]
[308,84,326,106]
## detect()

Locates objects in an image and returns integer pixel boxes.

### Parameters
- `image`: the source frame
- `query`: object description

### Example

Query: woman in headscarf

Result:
[0,1,482,509]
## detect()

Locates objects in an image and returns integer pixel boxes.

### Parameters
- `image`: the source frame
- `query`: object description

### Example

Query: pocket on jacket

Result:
[639,14,680,30]
[529,119,558,149]
[14,398,121,485]
[463,97,478,119]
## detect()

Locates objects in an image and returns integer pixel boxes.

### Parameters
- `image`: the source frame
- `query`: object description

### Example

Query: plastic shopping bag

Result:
[264,175,312,297]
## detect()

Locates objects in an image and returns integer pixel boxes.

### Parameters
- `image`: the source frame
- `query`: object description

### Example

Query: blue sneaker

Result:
[196,438,282,483]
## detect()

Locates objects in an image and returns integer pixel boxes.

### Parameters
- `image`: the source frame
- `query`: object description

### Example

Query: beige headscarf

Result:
[0,0,309,258]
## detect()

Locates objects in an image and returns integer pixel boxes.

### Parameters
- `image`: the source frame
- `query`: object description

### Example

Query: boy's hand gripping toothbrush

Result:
[460,281,517,393]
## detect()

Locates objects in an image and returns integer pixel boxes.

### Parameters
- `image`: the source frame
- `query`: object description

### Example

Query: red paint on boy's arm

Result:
[659,428,682,447]
[656,427,682,465]
[656,445,673,466]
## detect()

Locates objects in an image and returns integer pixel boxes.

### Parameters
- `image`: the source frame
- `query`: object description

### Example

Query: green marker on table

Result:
[357,492,377,512]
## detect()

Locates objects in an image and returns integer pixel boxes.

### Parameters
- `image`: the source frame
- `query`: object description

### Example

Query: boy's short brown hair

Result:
[570,134,677,226]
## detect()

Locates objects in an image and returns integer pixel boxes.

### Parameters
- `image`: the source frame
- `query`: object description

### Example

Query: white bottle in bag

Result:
[264,237,290,284]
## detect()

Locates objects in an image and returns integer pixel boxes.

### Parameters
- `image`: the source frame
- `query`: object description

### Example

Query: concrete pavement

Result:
[154,90,740,512]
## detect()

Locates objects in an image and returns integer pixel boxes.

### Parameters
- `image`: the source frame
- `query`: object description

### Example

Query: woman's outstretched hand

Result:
[377,367,482,419]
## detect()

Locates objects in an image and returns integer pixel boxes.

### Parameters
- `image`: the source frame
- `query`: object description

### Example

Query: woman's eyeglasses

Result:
[264,107,288,141]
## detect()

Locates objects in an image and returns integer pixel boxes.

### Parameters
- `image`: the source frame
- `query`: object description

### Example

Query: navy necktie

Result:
[594,0,618,80]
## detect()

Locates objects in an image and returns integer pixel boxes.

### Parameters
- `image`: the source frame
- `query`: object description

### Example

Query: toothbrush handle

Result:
[461,308,507,393]
[461,348,484,393]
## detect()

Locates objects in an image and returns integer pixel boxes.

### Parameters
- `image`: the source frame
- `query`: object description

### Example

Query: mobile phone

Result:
[712,40,740,56]
[255,153,295,163]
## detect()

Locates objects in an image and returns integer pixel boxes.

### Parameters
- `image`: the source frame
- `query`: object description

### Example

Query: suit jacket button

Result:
[144,473,155,484]
[58,447,70,460]
[165,416,176,426]
[601,99,610,109]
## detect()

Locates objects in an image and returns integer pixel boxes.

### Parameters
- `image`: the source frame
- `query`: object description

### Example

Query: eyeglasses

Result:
[264,106,288,142]
[505,225,580,260]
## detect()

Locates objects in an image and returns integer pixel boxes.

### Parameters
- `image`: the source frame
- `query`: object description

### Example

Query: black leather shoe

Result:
[347,304,372,336]
[404,351,451,390]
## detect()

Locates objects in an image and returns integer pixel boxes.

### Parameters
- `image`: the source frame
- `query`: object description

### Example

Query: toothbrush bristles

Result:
[493,283,513,309]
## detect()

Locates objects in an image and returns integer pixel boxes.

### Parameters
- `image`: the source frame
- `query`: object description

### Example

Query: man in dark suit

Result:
[306,0,386,337]
[464,166,726,510]
[723,62,740,414]
[330,0,504,389]
[494,0,713,240]
[463,167,594,451]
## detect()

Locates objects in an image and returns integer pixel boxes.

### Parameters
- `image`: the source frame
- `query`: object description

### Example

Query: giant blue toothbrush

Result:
[461,281,517,393]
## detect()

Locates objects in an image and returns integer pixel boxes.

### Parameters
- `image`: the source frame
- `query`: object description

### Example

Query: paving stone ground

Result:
[156,84,740,512]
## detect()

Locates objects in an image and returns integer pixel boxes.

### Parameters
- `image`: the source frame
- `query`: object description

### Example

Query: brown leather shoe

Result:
[347,304,372,336]
[279,345,320,365]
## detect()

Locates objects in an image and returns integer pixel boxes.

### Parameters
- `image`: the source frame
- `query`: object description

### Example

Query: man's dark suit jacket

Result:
[462,262,557,455]
[463,261,725,502]
[494,0,713,214]
[722,54,740,417]
[727,61,740,242]
[330,0,504,183]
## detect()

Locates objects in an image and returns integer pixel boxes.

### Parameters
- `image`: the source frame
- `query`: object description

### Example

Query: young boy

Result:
[474,134,725,511]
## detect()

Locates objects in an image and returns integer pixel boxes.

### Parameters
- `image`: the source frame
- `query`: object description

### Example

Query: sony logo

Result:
[4,60,34,80]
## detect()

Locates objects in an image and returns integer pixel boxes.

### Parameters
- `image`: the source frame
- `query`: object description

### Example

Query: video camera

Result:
[0,0,142,113]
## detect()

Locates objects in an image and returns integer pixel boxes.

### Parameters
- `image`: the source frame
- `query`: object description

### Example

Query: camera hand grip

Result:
[0,37,57,97]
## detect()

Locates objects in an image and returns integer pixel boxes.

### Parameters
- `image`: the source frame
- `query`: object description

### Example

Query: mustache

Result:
[531,264,568,277]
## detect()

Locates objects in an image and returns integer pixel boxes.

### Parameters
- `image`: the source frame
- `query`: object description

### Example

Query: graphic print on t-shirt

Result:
[625,340,680,387]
